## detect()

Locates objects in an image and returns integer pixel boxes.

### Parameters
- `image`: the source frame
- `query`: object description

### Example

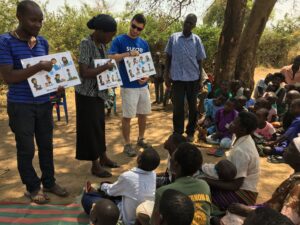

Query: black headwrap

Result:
[87,14,117,32]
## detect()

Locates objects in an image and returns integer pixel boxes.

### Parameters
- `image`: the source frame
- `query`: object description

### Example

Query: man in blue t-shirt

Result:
[108,14,151,157]
[0,1,68,204]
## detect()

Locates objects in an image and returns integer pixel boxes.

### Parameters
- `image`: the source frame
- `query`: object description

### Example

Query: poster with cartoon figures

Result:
[22,51,81,97]
[124,52,156,82]
[94,59,122,91]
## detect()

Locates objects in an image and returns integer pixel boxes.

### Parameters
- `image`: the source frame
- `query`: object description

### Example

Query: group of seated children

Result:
[83,112,299,225]
[197,72,300,163]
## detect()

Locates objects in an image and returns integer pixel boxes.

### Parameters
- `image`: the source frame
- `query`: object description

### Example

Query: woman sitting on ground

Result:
[227,136,300,225]
[203,112,260,210]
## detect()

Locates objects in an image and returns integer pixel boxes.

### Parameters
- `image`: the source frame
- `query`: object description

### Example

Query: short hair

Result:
[159,189,194,225]
[87,14,117,32]
[272,72,285,82]
[255,97,271,110]
[291,98,300,108]
[256,108,269,119]
[17,0,40,16]
[185,13,197,23]
[215,159,237,181]
[139,147,160,171]
[243,207,294,225]
[132,13,146,25]
[90,199,120,225]
[170,133,188,147]
[174,143,202,176]
[238,111,258,134]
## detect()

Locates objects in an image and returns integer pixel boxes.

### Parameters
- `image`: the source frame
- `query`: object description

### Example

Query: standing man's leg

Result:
[137,86,151,148]
[7,102,48,202]
[121,88,139,157]
[159,82,164,103]
[36,102,68,196]
[35,102,55,190]
[186,80,200,141]
[172,81,186,134]
[154,81,159,103]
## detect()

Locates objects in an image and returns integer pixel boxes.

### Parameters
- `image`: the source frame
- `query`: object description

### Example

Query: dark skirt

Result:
[75,92,106,161]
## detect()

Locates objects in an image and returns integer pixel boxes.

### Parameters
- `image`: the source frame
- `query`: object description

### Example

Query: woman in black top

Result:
[75,14,118,177]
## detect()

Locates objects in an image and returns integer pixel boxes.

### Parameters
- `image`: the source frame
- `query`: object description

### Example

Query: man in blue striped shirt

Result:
[0,0,67,204]
[165,14,206,142]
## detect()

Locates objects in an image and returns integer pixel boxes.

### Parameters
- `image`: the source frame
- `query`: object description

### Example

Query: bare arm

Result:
[0,61,52,84]
[198,60,203,79]
[204,177,244,191]
[108,50,139,63]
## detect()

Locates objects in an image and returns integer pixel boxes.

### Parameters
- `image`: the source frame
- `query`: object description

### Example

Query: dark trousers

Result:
[7,102,55,193]
[172,80,199,136]
[75,92,106,161]
[154,81,164,103]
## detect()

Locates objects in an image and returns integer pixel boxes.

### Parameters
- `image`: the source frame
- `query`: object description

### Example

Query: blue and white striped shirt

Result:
[165,32,206,82]
[0,33,50,103]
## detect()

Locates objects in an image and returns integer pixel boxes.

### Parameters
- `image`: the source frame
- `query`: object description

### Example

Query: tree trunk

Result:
[213,0,247,86]
[235,0,277,90]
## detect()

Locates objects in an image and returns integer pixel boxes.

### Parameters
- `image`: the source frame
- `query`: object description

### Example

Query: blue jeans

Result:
[7,102,55,193]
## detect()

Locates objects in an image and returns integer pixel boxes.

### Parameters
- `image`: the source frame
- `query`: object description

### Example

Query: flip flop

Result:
[43,184,69,197]
[267,155,285,164]
[25,189,50,204]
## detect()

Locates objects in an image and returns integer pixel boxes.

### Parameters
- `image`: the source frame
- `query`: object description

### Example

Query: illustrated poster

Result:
[22,51,81,97]
[95,59,122,91]
[124,52,156,82]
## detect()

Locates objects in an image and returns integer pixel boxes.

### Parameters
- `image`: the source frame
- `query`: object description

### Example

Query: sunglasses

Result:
[131,23,144,32]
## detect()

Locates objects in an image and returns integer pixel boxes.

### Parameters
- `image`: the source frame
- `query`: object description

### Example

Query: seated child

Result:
[195,159,237,182]
[264,92,278,122]
[265,72,286,115]
[244,88,255,109]
[156,133,187,188]
[263,99,300,157]
[89,199,120,225]
[234,95,248,113]
[214,80,233,98]
[253,108,277,156]
[282,90,300,131]
[230,80,244,98]
[201,94,228,136]
[82,147,160,225]
[206,99,238,150]
[253,73,273,99]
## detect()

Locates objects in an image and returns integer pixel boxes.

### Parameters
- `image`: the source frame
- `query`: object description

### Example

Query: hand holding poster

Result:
[22,51,81,97]
[95,59,122,91]
[124,52,156,82]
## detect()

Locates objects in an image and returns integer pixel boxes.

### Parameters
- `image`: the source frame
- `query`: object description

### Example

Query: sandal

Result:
[91,169,112,178]
[267,155,285,164]
[214,148,225,157]
[207,148,217,155]
[43,184,69,197]
[25,189,50,204]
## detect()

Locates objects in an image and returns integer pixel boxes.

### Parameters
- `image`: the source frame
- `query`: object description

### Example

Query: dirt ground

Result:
[0,67,293,205]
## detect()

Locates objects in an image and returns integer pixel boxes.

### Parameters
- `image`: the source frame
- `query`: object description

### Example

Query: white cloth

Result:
[202,163,218,179]
[101,167,156,225]
[294,136,300,153]
[226,135,260,192]
[121,86,151,118]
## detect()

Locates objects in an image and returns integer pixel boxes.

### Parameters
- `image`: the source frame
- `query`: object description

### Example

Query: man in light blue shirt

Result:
[165,14,206,141]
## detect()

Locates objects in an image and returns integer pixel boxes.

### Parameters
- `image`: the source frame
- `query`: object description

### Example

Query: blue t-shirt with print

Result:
[108,34,149,88]
[0,33,50,103]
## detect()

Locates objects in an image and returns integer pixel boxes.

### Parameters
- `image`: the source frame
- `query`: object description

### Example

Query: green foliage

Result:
[256,16,300,67]
[0,0,18,34]
[193,25,221,70]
